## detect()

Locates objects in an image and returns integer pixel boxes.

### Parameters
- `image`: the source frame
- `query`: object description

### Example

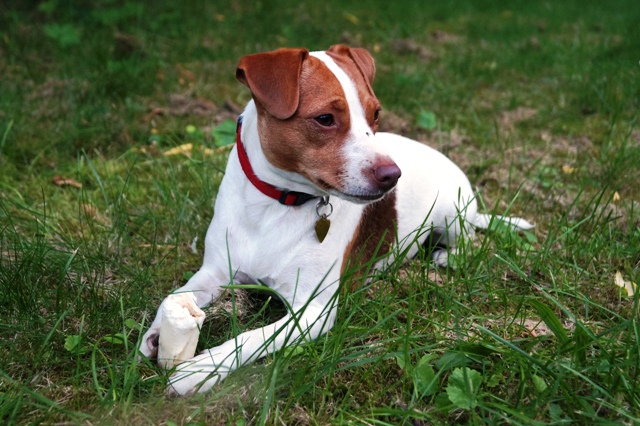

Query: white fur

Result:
[139,52,533,396]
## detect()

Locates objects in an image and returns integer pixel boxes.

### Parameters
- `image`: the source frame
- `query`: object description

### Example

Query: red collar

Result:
[235,119,318,206]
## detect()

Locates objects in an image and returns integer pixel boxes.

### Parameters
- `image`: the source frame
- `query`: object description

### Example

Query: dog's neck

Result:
[236,117,318,206]
[237,101,328,200]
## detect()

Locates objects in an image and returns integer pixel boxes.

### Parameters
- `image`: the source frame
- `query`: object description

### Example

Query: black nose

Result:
[373,164,402,191]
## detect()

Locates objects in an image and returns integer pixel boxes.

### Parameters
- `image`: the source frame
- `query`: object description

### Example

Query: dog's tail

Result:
[472,213,535,231]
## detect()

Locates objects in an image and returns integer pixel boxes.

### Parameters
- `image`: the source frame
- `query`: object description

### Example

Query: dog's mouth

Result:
[317,181,389,203]
[313,177,395,204]
[338,190,387,203]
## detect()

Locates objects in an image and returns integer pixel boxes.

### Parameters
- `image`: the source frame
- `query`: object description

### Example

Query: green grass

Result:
[1,0,639,424]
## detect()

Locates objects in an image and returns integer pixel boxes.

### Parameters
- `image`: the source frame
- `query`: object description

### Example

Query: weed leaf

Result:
[43,23,81,48]
[211,119,237,147]
[103,334,125,345]
[283,345,305,358]
[124,318,139,330]
[396,353,409,371]
[486,374,500,387]
[416,110,437,130]
[446,367,482,410]
[64,334,88,355]
[549,404,569,422]
[414,362,438,396]
[532,374,547,393]
[523,230,538,244]
[434,392,452,412]
[436,351,467,370]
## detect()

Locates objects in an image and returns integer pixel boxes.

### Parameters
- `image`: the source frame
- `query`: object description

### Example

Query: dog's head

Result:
[236,44,401,204]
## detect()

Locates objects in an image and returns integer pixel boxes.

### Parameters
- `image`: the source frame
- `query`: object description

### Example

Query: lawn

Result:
[1,0,639,424]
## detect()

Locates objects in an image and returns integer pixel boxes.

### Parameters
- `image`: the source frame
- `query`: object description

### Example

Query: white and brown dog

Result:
[140,44,532,395]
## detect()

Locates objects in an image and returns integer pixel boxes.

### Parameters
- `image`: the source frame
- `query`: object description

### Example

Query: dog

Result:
[139,44,533,395]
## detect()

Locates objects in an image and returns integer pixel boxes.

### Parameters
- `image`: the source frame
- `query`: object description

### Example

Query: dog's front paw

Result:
[165,351,231,396]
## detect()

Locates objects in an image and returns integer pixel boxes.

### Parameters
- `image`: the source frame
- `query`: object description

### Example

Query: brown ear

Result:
[327,44,376,87]
[236,48,309,120]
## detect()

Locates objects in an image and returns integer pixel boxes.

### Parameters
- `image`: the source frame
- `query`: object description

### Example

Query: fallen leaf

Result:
[430,30,462,44]
[198,147,213,156]
[528,37,541,49]
[499,107,537,130]
[82,203,109,225]
[427,270,445,286]
[162,143,220,157]
[138,244,178,249]
[176,64,195,82]
[114,32,142,57]
[156,67,166,81]
[342,12,359,24]
[523,318,552,337]
[137,142,161,156]
[146,93,217,119]
[223,99,244,115]
[378,110,410,134]
[163,143,193,157]
[52,175,82,188]
[390,38,435,61]
[615,271,636,296]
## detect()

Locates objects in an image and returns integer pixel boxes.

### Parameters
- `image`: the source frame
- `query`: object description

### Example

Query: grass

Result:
[1,0,639,424]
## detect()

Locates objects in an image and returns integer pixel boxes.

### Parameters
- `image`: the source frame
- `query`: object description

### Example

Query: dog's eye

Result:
[373,109,380,122]
[314,114,334,127]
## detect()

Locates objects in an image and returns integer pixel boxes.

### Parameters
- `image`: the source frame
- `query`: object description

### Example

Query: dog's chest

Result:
[214,182,366,289]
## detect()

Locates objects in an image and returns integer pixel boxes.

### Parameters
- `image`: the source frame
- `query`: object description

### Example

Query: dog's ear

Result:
[327,44,376,88]
[236,48,309,120]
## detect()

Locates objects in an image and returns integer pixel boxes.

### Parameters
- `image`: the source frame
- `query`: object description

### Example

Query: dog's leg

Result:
[139,267,225,360]
[431,212,534,268]
[473,213,534,231]
[166,300,337,396]
[430,214,476,269]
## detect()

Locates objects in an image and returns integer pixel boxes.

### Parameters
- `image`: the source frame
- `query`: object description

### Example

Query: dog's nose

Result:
[373,163,402,191]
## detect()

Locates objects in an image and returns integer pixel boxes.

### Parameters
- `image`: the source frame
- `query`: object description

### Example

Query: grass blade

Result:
[529,298,570,345]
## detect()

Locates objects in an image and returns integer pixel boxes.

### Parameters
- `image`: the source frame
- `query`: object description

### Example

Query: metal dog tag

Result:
[315,214,331,243]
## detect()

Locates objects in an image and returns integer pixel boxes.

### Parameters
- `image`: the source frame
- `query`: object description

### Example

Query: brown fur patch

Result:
[236,48,308,120]
[255,55,351,193]
[341,190,398,290]
[327,48,381,132]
